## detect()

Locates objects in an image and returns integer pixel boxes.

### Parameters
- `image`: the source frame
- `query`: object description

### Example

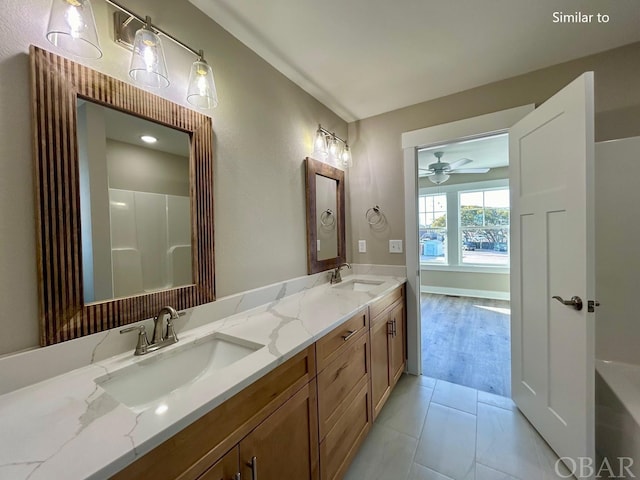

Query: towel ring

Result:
[320,209,336,227]
[366,205,384,226]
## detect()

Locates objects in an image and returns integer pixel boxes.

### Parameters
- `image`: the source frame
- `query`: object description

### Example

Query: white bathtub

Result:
[596,360,640,477]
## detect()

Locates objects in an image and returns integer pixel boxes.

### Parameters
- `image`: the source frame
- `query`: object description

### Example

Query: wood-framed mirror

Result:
[30,46,215,346]
[304,157,346,273]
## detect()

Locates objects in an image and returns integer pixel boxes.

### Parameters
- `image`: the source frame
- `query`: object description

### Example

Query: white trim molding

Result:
[420,285,510,301]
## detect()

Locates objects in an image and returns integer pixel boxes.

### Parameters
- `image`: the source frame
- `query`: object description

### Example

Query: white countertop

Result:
[0,273,405,480]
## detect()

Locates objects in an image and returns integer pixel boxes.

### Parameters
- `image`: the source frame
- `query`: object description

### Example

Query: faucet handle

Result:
[164,311,186,343]
[120,325,150,355]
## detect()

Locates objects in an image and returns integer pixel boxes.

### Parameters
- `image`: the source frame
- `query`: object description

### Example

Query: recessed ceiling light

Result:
[140,135,157,144]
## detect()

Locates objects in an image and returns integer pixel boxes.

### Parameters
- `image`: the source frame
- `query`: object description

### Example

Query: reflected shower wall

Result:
[109,189,192,299]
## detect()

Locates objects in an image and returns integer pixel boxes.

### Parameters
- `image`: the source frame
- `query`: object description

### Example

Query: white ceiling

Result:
[418,133,508,177]
[102,106,190,158]
[190,0,640,122]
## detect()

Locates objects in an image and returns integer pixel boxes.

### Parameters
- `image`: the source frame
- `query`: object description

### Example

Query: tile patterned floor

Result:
[345,375,571,480]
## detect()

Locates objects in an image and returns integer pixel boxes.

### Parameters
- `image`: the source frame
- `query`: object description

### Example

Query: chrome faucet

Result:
[330,263,352,284]
[120,306,184,355]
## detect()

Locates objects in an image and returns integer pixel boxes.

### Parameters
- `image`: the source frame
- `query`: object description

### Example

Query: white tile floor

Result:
[345,375,571,480]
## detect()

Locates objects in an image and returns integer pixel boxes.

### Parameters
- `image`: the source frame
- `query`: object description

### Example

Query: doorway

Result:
[417,134,511,397]
[400,104,533,379]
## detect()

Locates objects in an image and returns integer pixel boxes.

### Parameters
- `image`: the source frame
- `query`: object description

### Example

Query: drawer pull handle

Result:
[388,319,397,337]
[342,329,359,341]
[247,456,257,480]
[234,473,241,480]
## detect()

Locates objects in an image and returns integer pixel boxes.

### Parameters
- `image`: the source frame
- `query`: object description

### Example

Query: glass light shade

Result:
[328,136,341,166]
[312,129,328,160]
[187,60,219,109]
[429,172,450,185]
[129,26,169,88]
[341,145,352,168]
[46,0,102,59]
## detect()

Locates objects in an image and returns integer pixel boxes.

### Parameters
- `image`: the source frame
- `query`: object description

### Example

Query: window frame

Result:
[419,178,510,273]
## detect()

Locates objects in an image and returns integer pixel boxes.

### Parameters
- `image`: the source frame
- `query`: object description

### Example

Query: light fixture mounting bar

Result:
[317,125,348,146]
[106,0,200,58]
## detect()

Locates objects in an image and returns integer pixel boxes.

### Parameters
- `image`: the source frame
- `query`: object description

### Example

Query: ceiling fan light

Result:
[429,172,450,185]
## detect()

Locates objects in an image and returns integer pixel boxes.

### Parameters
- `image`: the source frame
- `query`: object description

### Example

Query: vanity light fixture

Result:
[311,124,352,169]
[46,0,220,108]
[46,0,103,59]
[128,16,169,88]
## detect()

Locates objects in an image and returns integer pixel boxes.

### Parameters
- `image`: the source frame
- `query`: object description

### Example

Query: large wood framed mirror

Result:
[30,46,215,346]
[305,157,346,273]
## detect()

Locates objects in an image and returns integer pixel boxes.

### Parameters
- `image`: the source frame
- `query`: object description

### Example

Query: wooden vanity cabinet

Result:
[111,283,406,480]
[239,381,319,480]
[369,285,406,420]
[315,309,372,480]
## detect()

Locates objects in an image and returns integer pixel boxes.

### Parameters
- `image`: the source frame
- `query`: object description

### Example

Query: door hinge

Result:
[588,300,600,313]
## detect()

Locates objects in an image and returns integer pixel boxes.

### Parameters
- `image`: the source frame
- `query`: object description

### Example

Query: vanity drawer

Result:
[316,308,368,371]
[369,285,404,322]
[317,331,370,439]
[319,380,371,480]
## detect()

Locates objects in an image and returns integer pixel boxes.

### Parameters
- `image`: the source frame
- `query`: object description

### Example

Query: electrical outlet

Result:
[389,239,403,253]
[358,240,367,253]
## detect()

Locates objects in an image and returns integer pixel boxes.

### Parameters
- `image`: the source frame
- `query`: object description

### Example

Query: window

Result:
[419,194,447,264]
[459,188,509,265]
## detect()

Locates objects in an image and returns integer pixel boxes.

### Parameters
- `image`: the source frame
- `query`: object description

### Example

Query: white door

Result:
[509,72,595,472]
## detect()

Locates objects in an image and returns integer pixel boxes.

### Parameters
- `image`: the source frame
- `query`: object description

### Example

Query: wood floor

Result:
[421,293,511,397]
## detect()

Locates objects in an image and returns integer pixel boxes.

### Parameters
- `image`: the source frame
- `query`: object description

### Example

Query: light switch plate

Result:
[389,239,403,253]
[317,240,321,252]
[358,240,367,253]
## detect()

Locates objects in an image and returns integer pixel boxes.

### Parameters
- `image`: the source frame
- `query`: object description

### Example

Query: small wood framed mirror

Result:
[304,157,346,273]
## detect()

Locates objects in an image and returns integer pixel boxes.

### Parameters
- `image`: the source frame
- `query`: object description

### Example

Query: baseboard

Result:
[420,285,510,301]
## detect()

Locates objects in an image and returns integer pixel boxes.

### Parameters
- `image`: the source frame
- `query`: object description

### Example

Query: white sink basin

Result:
[334,278,385,292]
[96,333,263,411]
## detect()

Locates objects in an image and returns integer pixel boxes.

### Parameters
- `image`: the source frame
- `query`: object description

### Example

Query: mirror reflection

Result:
[315,174,338,261]
[77,100,193,303]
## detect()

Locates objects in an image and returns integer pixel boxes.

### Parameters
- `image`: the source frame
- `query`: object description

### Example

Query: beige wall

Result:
[348,42,640,266]
[595,137,640,365]
[107,140,190,196]
[421,270,510,294]
[0,0,346,355]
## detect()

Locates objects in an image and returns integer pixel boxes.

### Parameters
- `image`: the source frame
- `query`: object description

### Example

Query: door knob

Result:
[552,295,583,311]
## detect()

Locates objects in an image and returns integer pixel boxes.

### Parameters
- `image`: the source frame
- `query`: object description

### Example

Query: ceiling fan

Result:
[420,151,490,184]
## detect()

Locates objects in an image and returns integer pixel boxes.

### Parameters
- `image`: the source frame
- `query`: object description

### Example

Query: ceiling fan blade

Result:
[450,168,490,174]
[447,158,473,170]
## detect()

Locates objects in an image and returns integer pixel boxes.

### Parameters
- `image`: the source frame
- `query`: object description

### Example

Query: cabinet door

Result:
[198,447,240,480]
[240,382,319,480]
[370,314,392,419]
[389,301,406,387]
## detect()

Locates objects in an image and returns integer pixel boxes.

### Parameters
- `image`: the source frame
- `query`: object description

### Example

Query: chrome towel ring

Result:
[366,205,384,226]
[320,209,336,227]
